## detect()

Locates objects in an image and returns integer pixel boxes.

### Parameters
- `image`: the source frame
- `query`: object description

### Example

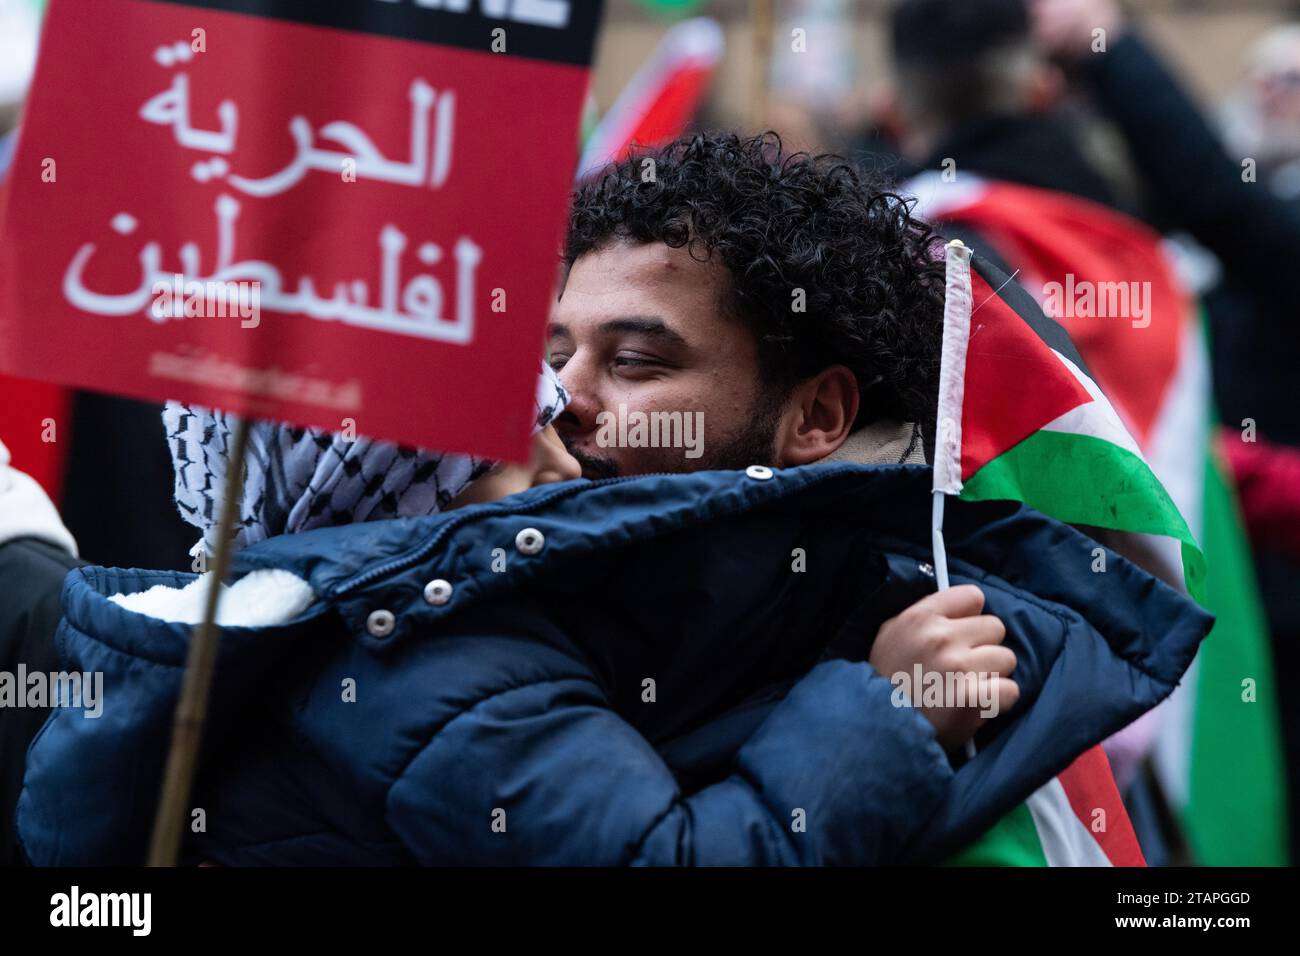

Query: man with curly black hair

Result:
[550,131,945,478]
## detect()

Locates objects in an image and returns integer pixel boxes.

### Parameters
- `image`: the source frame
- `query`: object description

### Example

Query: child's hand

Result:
[868,584,1019,752]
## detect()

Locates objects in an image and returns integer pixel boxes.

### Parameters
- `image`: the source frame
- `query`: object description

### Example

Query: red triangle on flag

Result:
[960,268,1092,481]
[941,181,1186,448]
[1058,745,1147,866]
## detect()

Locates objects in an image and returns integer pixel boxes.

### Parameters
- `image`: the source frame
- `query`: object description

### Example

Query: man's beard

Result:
[567,446,623,479]
[565,393,784,479]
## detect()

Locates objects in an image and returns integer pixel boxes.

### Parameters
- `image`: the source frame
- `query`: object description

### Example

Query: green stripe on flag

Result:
[944,802,1050,866]
[960,430,1206,602]
[1187,449,1289,864]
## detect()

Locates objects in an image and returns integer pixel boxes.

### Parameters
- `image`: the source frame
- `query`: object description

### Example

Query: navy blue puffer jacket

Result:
[16,463,1211,865]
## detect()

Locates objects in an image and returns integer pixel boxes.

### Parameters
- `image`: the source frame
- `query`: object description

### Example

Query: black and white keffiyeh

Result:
[165,363,569,555]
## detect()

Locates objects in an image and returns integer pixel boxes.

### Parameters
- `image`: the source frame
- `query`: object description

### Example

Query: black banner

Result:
[145,0,604,65]
[2,865,1293,940]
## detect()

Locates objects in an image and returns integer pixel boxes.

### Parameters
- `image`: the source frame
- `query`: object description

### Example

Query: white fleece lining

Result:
[0,438,78,556]
[109,569,316,627]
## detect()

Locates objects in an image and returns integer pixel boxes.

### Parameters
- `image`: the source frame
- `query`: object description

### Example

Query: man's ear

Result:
[774,365,860,467]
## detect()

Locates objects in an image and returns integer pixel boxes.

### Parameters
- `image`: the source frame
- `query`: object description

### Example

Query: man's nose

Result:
[555,360,602,435]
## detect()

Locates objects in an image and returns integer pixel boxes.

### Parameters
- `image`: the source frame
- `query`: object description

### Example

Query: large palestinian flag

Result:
[915,173,1287,866]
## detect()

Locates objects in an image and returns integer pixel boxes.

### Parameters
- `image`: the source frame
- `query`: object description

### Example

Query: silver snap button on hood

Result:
[515,528,545,555]
[423,579,453,605]
[745,465,773,480]
[366,609,396,637]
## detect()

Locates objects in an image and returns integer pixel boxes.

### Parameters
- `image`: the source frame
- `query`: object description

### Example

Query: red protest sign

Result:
[0,0,602,461]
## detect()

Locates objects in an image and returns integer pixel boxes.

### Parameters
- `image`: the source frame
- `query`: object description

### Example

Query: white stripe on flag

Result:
[1144,318,1208,815]
[1145,317,1209,541]
[934,240,973,495]
[1040,350,1143,458]
[1043,347,1192,586]
[1026,778,1114,867]
[900,171,990,223]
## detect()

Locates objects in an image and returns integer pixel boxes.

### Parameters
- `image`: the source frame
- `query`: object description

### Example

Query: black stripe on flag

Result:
[971,252,1096,382]
[144,0,604,66]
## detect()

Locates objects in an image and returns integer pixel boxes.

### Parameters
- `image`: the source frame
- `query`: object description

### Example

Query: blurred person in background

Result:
[888,0,1122,210]
[1215,22,1300,580]
[1221,24,1300,205]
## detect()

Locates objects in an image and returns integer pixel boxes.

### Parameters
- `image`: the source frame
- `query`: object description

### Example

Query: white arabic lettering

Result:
[140,66,455,195]
[62,196,481,345]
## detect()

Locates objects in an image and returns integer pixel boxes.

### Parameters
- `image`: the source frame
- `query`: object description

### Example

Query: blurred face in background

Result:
[1230,26,1300,168]
[1254,41,1300,129]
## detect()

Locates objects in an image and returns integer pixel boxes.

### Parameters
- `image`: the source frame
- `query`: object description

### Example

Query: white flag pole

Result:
[934,238,976,757]
[932,237,973,586]
[931,489,951,591]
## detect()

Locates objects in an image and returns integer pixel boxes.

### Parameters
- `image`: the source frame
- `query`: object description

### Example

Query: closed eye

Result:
[613,355,657,367]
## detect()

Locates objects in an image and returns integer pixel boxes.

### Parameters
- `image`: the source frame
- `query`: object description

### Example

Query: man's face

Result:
[548,241,784,479]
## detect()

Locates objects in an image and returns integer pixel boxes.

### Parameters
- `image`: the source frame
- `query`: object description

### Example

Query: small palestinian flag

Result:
[933,240,1205,600]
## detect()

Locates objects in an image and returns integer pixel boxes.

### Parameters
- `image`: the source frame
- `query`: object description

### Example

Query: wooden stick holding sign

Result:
[146,416,249,867]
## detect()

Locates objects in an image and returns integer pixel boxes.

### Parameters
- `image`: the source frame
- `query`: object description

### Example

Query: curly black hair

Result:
[564,131,946,430]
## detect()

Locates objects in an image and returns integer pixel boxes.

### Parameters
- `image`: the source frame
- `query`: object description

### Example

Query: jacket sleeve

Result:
[1083,31,1300,314]
[385,658,953,865]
